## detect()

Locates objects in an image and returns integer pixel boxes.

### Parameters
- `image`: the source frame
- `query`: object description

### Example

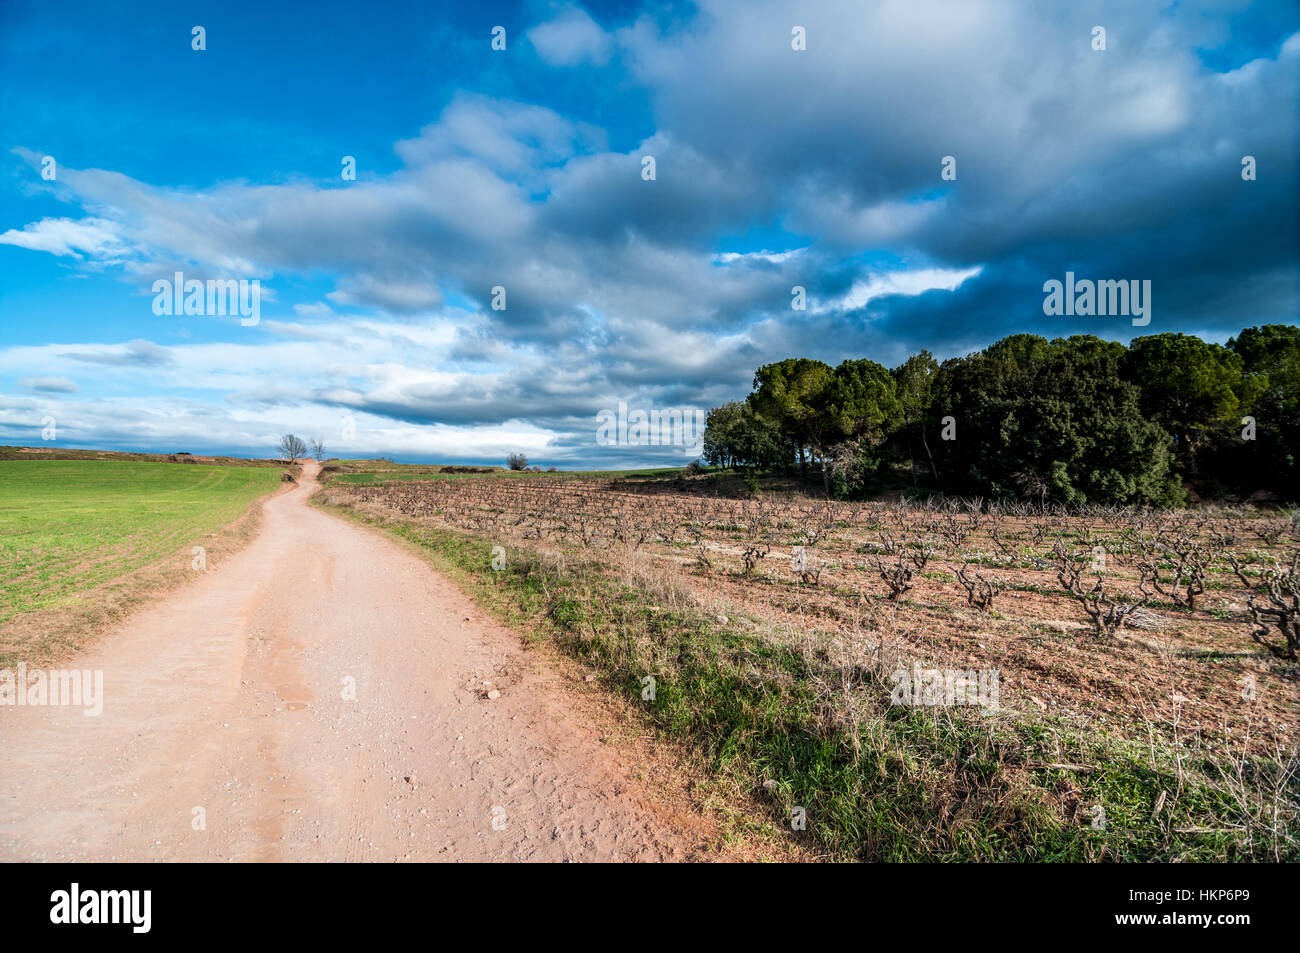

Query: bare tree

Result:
[955,562,1001,612]
[1053,541,1148,636]
[310,437,326,463]
[872,553,915,599]
[1227,550,1300,660]
[506,452,528,471]
[1137,533,1217,610]
[277,433,308,462]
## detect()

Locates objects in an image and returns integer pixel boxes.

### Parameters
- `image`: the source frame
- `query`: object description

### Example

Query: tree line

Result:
[702,325,1300,505]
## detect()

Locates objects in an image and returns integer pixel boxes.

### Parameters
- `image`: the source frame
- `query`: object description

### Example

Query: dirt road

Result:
[0,463,692,861]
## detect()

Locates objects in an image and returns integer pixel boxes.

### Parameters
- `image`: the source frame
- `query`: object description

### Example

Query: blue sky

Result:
[1,0,1297,465]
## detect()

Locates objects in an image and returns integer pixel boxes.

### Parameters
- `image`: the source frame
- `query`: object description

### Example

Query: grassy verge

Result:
[317,497,1299,862]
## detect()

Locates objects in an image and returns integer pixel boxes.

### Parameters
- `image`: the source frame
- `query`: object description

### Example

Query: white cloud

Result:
[394,94,604,174]
[823,266,984,313]
[0,217,125,260]
[714,248,803,265]
[527,6,612,67]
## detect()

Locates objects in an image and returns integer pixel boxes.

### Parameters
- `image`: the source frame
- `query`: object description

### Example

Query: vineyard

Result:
[319,470,1300,860]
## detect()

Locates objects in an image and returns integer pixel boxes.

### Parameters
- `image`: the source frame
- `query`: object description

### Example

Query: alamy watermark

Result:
[152,271,260,326]
[596,400,705,455]
[1042,272,1150,327]
[1,663,103,716]
[889,662,1000,711]
[50,883,150,933]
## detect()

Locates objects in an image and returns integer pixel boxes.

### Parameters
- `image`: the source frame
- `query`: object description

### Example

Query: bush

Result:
[506,453,528,471]
[829,437,885,499]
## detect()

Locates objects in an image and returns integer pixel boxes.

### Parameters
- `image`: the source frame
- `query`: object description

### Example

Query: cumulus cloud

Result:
[0,2,1295,464]
[0,217,126,260]
[527,5,613,67]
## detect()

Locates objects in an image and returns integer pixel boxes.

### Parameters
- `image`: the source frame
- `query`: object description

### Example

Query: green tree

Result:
[892,349,939,485]
[1227,324,1300,498]
[703,401,788,469]
[747,358,902,494]
[722,325,1293,506]
[1124,333,1244,475]
[748,358,835,483]
[702,401,743,468]
[933,335,1181,505]
[828,358,900,440]
[823,359,901,495]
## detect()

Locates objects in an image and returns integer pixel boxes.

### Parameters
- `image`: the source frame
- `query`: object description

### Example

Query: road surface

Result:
[0,463,691,861]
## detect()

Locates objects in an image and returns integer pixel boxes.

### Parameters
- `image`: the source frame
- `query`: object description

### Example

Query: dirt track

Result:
[0,463,691,861]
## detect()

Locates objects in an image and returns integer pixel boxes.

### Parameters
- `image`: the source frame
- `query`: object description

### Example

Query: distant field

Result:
[0,460,282,661]
[324,458,689,486]
[329,468,519,485]
[0,445,286,467]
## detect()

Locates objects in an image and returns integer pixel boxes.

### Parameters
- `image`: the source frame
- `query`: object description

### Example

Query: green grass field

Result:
[0,460,282,627]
